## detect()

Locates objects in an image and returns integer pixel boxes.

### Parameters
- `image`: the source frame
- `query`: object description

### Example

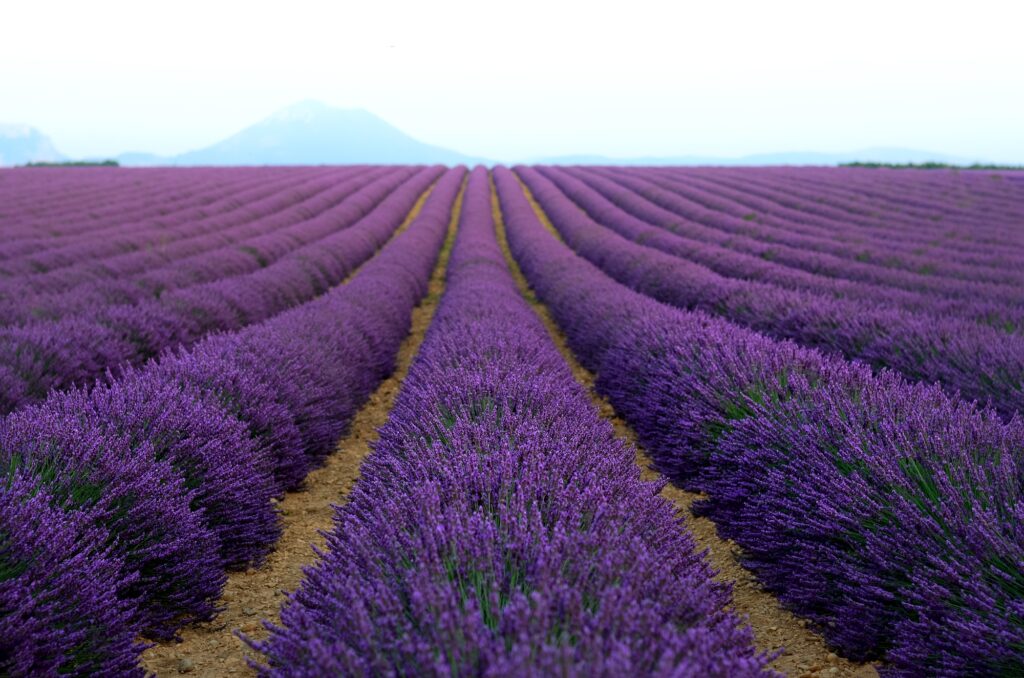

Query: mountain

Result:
[0,125,65,166]
[0,107,990,168]
[533,147,985,166]
[120,101,483,166]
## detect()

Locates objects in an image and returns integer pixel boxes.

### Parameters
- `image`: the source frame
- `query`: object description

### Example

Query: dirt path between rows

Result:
[492,174,879,678]
[141,178,465,677]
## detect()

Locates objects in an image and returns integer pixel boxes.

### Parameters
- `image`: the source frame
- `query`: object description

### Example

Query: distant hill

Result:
[842,161,1023,171]
[119,101,484,166]
[0,108,999,168]
[533,147,985,166]
[0,125,65,166]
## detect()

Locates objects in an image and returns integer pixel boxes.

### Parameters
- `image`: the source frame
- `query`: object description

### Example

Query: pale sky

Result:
[2,0,1022,162]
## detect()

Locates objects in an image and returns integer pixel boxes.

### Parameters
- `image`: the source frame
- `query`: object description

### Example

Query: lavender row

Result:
[0,166,214,229]
[646,167,1006,256]
[0,167,286,245]
[0,167,442,413]
[0,166,327,243]
[0,167,387,297]
[0,167,402,324]
[518,167,1024,416]
[751,166,1024,226]
[495,166,1024,676]
[659,167,1024,252]
[608,167,1024,294]
[645,167,1024,270]
[0,165,215,215]
[253,167,769,676]
[590,168,1024,301]
[686,166,1024,244]
[544,167,1024,331]
[0,167,464,676]
[635,167,1020,264]
[0,168,336,274]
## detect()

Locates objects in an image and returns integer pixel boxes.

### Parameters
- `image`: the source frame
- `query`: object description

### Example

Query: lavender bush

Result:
[3,163,1018,675]
[253,167,770,676]
[0,166,464,669]
[0,402,225,639]
[516,167,1024,417]
[0,166,441,413]
[0,471,144,676]
[495,166,1024,675]
[610,167,1024,287]
[550,166,1024,330]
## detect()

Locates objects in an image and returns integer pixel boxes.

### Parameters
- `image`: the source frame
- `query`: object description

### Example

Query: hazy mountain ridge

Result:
[0,125,65,166]
[119,101,485,167]
[531,148,984,166]
[0,104,994,167]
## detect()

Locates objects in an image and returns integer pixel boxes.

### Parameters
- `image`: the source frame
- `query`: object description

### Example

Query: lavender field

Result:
[1,164,1022,676]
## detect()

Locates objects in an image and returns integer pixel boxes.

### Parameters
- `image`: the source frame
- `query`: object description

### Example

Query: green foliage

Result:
[22,160,120,168]
[841,161,1023,171]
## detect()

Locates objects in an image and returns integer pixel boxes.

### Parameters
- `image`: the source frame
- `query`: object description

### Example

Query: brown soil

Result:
[140,177,465,677]
[493,175,879,678]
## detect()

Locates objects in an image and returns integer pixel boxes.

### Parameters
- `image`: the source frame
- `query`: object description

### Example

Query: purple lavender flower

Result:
[494,165,1024,675]
[253,167,769,676]
[0,470,145,676]
[0,404,225,639]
